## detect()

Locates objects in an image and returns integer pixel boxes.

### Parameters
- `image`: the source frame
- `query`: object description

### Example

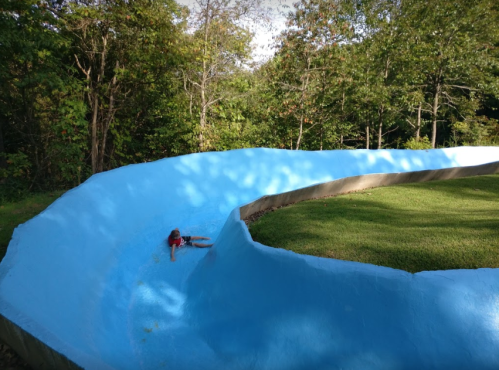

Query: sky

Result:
[175,0,296,62]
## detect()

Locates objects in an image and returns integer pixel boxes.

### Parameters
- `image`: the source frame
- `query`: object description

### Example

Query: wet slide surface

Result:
[1,148,499,369]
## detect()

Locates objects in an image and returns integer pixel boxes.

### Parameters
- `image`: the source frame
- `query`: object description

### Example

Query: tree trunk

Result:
[377,105,384,149]
[0,118,6,169]
[296,113,304,150]
[340,90,345,149]
[366,123,370,149]
[295,59,311,150]
[319,70,325,151]
[377,57,389,149]
[90,90,99,173]
[319,122,323,151]
[199,95,207,152]
[90,33,108,173]
[97,61,118,173]
[199,0,211,152]
[416,102,422,140]
[431,67,443,149]
[431,83,441,148]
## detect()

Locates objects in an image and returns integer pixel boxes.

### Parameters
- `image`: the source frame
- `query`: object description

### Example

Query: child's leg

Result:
[192,242,213,248]
[191,236,210,241]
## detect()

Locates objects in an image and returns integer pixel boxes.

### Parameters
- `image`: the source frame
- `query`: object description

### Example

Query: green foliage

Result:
[404,136,433,150]
[396,0,499,147]
[451,117,499,146]
[64,0,185,171]
[48,97,90,186]
[270,0,358,150]
[0,0,499,197]
[179,0,261,151]
[0,152,32,202]
[0,0,90,192]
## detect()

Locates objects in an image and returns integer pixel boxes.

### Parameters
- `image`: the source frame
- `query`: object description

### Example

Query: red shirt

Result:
[168,235,184,247]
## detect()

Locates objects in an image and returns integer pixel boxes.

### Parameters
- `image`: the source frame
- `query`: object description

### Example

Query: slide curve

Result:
[1,147,499,369]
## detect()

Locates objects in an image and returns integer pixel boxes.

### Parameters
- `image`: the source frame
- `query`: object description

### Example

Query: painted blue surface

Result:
[0,147,499,369]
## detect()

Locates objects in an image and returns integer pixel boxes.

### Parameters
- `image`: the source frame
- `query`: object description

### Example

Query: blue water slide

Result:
[1,147,499,369]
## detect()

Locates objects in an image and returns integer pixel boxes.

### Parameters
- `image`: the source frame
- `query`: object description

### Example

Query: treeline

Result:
[1,0,498,201]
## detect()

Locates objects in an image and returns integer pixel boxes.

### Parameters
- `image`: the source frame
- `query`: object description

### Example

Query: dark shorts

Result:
[182,236,192,246]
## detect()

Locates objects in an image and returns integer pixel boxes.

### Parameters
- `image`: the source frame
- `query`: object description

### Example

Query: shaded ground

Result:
[0,343,31,370]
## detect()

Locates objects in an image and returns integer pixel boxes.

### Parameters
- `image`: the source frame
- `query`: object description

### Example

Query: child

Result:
[167,228,213,262]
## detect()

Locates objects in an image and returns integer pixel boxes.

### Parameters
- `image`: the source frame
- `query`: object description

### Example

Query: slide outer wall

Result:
[0,314,82,370]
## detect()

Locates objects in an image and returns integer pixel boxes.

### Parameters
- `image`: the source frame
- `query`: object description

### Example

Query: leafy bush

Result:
[403,136,433,150]
[451,117,499,146]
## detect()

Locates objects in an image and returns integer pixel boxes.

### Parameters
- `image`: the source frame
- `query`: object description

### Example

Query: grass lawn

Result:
[0,191,66,263]
[249,174,499,273]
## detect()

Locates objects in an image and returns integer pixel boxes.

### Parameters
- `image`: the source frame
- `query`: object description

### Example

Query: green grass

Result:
[0,191,65,262]
[249,174,499,273]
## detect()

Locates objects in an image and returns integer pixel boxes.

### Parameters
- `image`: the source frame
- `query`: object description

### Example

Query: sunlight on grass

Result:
[249,174,499,273]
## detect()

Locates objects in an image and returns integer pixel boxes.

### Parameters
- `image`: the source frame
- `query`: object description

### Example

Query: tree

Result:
[0,0,88,196]
[64,0,183,172]
[354,0,404,149]
[180,0,267,151]
[273,0,355,150]
[399,0,499,148]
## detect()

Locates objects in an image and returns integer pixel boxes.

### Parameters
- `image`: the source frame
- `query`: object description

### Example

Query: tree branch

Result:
[382,126,398,137]
[447,85,478,91]
[406,118,415,128]
[74,54,90,79]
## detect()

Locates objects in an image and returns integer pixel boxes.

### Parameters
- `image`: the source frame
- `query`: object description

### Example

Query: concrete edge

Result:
[240,161,499,220]
[0,313,83,370]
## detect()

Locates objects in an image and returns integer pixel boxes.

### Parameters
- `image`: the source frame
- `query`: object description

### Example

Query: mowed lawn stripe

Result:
[249,174,499,273]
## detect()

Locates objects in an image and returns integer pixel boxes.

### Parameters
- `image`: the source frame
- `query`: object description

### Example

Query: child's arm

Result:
[171,244,176,262]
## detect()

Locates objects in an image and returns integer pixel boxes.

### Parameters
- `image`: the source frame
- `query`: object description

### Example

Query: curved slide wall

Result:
[0,147,498,369]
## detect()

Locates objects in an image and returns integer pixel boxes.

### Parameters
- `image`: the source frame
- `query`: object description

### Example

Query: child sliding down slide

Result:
[167,228,213,262]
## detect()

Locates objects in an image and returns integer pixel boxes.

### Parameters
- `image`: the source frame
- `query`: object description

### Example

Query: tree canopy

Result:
[1,0,498,201]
